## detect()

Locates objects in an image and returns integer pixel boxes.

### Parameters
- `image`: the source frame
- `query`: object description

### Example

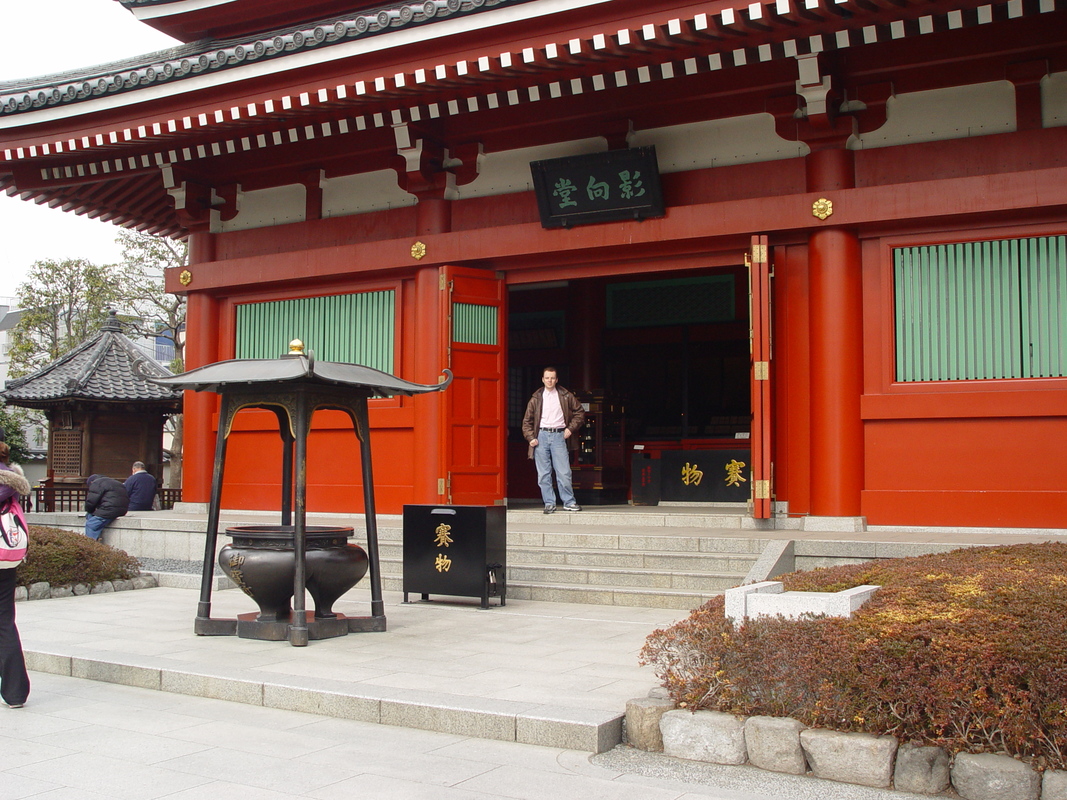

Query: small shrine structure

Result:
[0,311,182,489]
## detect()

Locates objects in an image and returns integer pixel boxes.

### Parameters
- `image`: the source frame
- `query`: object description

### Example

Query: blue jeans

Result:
[84,514,112,541]
[533,429,576,507]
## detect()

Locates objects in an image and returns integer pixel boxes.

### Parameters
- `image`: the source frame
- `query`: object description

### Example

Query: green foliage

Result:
[15,525,141,588]
[0,402,36,464]
[9,231,187,487]
[9,233,188,380]
[9,258,120,377]
[640,543,1067,770]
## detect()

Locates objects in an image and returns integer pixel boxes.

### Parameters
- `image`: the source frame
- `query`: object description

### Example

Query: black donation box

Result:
[402,505,506,609]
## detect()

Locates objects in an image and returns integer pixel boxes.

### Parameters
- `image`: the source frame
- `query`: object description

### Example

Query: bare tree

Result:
[113,229,188,488]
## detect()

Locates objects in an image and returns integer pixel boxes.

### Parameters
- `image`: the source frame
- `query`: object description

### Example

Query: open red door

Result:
[749,235,773,518]
[441,265,506,505]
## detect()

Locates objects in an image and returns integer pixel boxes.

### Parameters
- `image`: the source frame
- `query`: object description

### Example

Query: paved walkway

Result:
[8,581,944,799]
[16,584,681,752]
[14,507,1064,797]
[4,671,931,800]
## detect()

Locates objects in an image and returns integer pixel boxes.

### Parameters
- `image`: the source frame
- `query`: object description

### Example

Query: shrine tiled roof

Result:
[1,312,182,410]
[0,0,526,118]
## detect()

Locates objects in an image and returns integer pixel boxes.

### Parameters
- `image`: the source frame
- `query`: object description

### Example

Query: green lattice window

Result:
[894,236,1067,382]
[236,291,395,371]
[453,302,498,345]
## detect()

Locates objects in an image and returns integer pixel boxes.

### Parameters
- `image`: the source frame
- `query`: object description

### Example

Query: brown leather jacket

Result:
[521,386,585,458]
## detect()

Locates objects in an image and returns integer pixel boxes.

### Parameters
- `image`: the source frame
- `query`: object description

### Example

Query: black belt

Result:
[540,427,565,432]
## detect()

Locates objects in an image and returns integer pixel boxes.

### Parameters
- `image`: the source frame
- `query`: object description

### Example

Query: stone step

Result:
[506,563,744,592]
[506,509,756,529]
[378,554,747,587]
[376,526,768,553]
[30,510,759,609]
[506,545,759,573]
[375,541,756,571]
[505,582,717,610]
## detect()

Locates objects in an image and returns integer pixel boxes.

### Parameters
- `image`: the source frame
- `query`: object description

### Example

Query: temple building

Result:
[1,0,1064,527]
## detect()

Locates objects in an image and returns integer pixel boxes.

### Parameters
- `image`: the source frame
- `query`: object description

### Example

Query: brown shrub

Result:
[15,525,141,588]
[640,543,1067,769]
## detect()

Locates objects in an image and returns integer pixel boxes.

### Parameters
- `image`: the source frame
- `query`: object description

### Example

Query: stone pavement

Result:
[14,507,1065,797]
[3,672,933,800]
[16,583,681,753]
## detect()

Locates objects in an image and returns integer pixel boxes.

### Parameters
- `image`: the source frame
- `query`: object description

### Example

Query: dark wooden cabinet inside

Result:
[573,395,628,505]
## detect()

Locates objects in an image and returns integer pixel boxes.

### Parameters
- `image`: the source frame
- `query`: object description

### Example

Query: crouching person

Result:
[84,474,129,541]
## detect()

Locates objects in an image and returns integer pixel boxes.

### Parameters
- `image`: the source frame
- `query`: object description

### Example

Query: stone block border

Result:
[13,575,158,602]
[625,689,1064,800]
[23,649,623,753]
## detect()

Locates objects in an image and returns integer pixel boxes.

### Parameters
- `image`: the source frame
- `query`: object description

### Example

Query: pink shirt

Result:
[540,388,566,429]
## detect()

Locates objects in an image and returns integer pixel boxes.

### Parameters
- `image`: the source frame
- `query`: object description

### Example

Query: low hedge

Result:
[15,525,141,588]
[640,542,1067,770]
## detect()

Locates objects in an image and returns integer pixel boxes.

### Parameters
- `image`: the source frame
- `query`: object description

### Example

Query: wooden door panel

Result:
[444,266,506,505]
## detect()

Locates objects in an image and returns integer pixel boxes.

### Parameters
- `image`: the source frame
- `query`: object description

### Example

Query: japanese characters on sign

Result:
[724,459,747,488]
[433,522,453,572]
[659,450,752,503]
[530,146,664,229]
[681,462,704,486]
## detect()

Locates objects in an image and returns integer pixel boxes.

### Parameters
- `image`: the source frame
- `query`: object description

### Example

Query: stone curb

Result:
[13,574,158,603]
[627,690,1063,799]
[22,648,623,754]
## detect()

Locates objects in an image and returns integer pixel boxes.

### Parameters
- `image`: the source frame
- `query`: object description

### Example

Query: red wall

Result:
[855,225,1067,528]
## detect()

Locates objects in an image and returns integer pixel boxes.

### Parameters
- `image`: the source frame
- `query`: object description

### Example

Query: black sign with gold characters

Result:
[530,146,664,229]
[659,449,752,503]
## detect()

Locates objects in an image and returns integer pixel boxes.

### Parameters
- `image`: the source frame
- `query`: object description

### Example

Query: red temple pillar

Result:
[806,147,864,517]
[411,265,447,504]
[182,232,220,504]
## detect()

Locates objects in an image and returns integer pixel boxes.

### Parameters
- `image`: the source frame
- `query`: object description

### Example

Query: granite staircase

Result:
[358,507,766,610]
[30,506,768,610]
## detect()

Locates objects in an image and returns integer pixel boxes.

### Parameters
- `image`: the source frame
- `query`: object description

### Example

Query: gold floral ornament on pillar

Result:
[178,269,193,286]
[411,241,427,260]
[812,198,834,220]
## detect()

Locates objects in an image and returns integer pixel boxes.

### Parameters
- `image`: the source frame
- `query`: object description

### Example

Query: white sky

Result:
[0,0,179,299]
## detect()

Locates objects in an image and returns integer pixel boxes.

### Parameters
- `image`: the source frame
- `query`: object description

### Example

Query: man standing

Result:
[124,461,157,511]
[522,367,585,514]
[84,474,129,540]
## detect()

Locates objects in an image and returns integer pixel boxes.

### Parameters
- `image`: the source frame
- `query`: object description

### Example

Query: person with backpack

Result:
[0,439,31,709]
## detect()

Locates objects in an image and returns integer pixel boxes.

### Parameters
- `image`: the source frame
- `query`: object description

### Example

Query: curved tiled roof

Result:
[1,313,182,410]
[0,0,1056,240]
[0,0,525,118]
